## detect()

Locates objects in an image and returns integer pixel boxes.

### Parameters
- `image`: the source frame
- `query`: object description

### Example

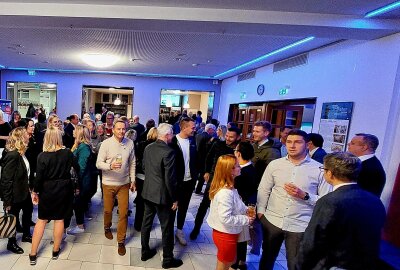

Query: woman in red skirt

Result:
[207,154,255,270]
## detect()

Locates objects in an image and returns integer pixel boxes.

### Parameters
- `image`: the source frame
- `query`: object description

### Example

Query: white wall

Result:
[218,33,400,208]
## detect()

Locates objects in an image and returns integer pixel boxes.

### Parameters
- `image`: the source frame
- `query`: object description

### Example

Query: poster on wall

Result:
[318,102,354,153]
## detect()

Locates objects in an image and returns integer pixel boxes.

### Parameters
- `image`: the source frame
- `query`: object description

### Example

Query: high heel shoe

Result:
[52,248,61,260]
[29,254,37,265]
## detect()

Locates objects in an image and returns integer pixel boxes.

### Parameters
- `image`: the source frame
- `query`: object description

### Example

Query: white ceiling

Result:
[0,1,399,79]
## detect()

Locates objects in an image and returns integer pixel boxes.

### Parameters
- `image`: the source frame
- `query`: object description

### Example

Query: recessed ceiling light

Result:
[192,63,199,67]
[81,54,119,68]
[174,57,183,61]
[207,60,212,63]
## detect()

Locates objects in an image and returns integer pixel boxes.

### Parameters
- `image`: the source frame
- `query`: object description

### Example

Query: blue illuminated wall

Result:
[0,70,220,123]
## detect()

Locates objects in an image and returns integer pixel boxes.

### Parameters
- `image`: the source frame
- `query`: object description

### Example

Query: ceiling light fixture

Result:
[0,64,5,69]
[114,96,122,105]
[365,1,400,18]
[192,63,199,67]
[8,82,14,86]
[215,36,315,78]
[47,83,56,88]
[81,54,119,68]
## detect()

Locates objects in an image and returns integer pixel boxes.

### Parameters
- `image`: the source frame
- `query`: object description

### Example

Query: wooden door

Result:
[231,105,265,141]
[266,105,304,138]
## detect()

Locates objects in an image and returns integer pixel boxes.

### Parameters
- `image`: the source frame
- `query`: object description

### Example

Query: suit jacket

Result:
[195,132,211,172]
[64,122,75,149]
[170,135,197,186]
[0,150,29,206]
[234,163,257,204]
[296,184,386,270]
[311,147,327,164]
[142,140,177,205]
[358,156,386,197]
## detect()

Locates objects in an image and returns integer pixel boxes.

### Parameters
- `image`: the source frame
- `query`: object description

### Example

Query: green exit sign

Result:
[279,88,289,95]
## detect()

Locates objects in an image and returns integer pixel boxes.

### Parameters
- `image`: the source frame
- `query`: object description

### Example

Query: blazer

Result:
[64,123,75,149]
[358,156,386,197]
[170,135,197,185]
[0,150,29,206]
[311,147,327,164]
[234,163,258,204]
[195,131,211,172]
[296,184,386,270]
[142,140,177,205]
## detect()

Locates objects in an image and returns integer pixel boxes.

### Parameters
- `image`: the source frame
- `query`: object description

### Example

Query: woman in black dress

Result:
[29,127,75,265]
[0,127,31,254]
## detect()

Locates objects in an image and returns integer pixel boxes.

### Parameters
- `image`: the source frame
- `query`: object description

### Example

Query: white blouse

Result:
[207,187,249,234]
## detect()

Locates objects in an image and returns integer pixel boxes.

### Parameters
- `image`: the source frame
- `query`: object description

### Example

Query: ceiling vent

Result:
[273,53,308,73]
[237,70,256,82]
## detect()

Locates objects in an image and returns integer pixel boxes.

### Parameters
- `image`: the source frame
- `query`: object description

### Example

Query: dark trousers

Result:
[192,182,211,233]
[64,192,86,227]
[259,216,304,270]
[176,180,195,230]
[236,241,248,263]
[9,196,33,240]
[194,171,205,194]
[141,199,176,262]
[134,178,144,231]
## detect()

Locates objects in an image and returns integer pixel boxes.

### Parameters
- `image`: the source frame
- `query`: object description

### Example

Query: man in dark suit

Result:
[348,133,386,197]
[141,123,183,269]
[194,123,216,194]
[296,152,386,270]
[170,117,197,246]
[307,133,327,164]
[131,115,145,138]
[64,114,79,149]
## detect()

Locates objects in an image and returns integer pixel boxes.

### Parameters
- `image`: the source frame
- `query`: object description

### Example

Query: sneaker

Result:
[67,226,85,234]
[104,228,113,240]
[52,248,61,260]
[175,229,187,246]
[29,254,37,265]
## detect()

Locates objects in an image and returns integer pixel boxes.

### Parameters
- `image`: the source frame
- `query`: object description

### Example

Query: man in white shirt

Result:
[257,129,332,270]
[347,133,386,197]
[170,118,197,246]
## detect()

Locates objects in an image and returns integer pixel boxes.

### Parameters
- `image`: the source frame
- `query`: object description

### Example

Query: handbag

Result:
[0,211,16,239]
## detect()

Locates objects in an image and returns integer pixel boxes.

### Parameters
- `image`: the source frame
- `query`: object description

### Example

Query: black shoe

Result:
[141,248,157,261]
[162,258,183,269]
[189,230,199,240]
[7,242,24,254]
[22,234,33,243]
[29,254,37,265]
[52,248,61,260]
[231,263,239,269]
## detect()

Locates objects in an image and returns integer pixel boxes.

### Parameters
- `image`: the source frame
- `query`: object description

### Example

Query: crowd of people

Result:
[0,105,388,270]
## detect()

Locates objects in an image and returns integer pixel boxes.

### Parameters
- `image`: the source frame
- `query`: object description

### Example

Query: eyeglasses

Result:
[319,166,328,172]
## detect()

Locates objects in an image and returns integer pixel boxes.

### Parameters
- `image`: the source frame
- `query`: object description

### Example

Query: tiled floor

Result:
[0,185,288,270]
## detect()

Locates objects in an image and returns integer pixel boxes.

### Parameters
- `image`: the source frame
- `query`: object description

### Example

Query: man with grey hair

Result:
[297,152,386,270]
[141,123,183,268]
[194,123,216,194]
[347,133,386,197]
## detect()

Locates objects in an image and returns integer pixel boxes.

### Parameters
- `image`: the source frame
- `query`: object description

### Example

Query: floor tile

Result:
[80,261,113,270]
[130,246,162,268]
[197,243,217,255]
[46,259,82,270]
[89,233,118,246]
[99,245,130,265]
[113,266,145,270]
[0,247,21,270]
[68,243,102,262]
[11,255,50,270]
[189,253,216,270]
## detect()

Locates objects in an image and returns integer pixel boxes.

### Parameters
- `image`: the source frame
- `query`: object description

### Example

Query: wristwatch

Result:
[303,192,310,201]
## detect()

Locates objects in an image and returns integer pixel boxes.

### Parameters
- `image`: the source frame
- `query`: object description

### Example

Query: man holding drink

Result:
[96,120,136,256]
[257,129,332,270]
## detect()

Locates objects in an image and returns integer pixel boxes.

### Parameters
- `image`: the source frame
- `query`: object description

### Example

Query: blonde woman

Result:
[30,127,75,265]
[0,127,31,254]
[206,154,254,270]
[67,125,93,234]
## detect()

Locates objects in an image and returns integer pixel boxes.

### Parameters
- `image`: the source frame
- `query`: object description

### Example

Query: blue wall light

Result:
[215,36,315,78]
[0,64,5,69]
[6,67,212,80]
[365,1,400,18]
